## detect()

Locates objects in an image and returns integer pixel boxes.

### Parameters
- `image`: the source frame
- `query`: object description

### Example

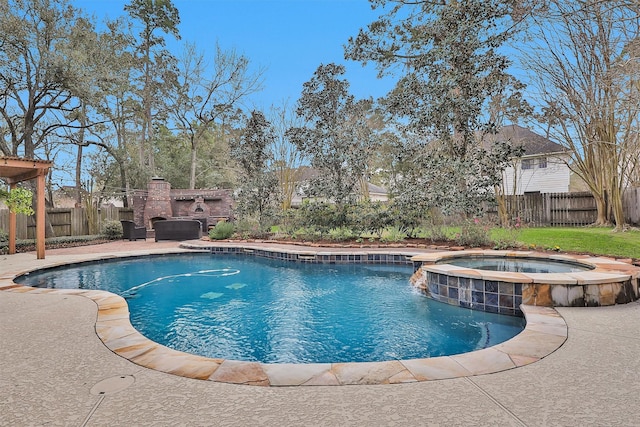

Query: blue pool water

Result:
[17,253,525,363]
[439,256,593,273]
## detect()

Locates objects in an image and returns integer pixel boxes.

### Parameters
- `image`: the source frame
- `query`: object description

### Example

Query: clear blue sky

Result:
[74,0,396,109]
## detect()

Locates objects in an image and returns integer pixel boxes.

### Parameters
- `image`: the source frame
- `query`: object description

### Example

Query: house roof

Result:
[367,182,387,194]
[291,166,388,195]
[485,125,567,156]
[295,166,320,181]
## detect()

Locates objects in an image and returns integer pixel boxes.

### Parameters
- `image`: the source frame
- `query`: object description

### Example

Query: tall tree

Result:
[287,63,376,208]
[230,110,279,226]
[69,16,140,206]
[125,0,180,174]
[267,100,307,210]
[169,42,263,189]
[63,16,133,206]
[0,0,96,158]
[346,0,534,216]
[154,124,237,189]
[522,0,640,229]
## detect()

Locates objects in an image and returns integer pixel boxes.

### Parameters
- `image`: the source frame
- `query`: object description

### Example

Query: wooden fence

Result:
[0,207,133,240]
[492,189,640,227]
[624,187,640,225]
[504,192,597,226]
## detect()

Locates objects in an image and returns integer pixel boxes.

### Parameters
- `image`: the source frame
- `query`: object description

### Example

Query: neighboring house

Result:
[365,182,389,202]
[486,125,572,195]
[289,167,389,206]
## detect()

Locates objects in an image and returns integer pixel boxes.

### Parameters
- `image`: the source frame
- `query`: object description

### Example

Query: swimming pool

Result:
[17,253,524,364]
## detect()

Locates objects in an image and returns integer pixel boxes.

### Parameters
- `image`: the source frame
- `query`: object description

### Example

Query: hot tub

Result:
[411,250,640,315]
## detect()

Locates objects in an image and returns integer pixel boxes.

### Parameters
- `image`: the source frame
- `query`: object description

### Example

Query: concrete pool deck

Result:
[2,240,640,425]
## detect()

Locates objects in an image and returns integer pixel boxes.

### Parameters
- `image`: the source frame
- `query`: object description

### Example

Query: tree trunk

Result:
[75,144,83,206]
[494,185,510,227]
[189,144,197,189]
[593,193,610,226]
[610,175,626,231]
[119,161,129,208]
[75,106,86,207]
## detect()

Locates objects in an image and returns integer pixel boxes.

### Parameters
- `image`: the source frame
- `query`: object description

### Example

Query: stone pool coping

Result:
[1,245,568,386]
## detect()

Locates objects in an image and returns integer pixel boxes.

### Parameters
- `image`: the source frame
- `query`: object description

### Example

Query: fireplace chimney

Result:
[144,177,173,228]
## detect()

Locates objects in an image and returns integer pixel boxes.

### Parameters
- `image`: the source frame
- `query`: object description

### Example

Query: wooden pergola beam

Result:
[5,170,42,184]
[1,156,52,259]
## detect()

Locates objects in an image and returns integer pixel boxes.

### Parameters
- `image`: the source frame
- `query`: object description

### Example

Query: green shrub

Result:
[234,219,272,239]
[492,225,523,250]
[292,226,323,241]
[425,223,450,242]
[277,208,303,238]
[454,218,492,247]
[380,226,408,243]
[101,220,123,240]
[209,221,235,240]
[347,201,391,238]
[327,227,355,242]
[6,235,106,253]
[297,201,344,235]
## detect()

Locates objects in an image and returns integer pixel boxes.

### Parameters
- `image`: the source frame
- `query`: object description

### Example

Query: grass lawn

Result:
[514,227,640,259]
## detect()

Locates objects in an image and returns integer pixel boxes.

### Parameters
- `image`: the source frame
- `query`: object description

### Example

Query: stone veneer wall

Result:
[520,280,638,307]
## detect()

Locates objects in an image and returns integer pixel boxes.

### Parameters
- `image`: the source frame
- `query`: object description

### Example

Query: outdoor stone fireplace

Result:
[132,178,233,230]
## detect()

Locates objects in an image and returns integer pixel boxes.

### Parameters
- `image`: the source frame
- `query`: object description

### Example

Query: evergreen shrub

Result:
[209,221,235,240]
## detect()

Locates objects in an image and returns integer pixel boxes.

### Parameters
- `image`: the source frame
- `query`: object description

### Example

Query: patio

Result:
[1,240,640,426]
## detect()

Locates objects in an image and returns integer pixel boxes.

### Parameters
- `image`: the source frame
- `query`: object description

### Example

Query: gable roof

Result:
[290,166,388,195]
[367,182,387,195]
[485,125,568,156]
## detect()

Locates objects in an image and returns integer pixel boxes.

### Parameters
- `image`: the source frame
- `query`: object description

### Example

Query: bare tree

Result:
[0,0,94,158]
[267,100,306,210]
[522,0,640,229]
[169,42,263,189]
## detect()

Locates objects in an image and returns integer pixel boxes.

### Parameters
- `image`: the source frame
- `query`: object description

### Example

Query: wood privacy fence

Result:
[492,189,640,227]
[625,187,640,225]
[499,192,597,226]
[0,207,133,240]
